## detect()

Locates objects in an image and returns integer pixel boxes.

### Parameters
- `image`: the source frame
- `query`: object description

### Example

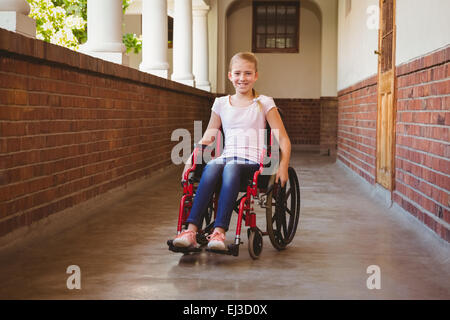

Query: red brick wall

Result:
[0,29,213,238]
[337,46,449,242]
[337,76,378,184]
[394,47,449,242]
[275,98,321,145]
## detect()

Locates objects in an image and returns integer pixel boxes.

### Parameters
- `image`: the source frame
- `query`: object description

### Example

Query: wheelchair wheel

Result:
[247,228,263,259]
[266,167,300,250]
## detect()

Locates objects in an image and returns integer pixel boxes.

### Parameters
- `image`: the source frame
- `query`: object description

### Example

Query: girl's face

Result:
[228,58,258,96]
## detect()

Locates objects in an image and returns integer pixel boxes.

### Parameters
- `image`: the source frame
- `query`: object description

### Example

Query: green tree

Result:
[26,0,141,53]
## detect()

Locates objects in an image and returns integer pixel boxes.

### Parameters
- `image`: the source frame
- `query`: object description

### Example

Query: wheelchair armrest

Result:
[194,143,218,155]
[194,143,209,150]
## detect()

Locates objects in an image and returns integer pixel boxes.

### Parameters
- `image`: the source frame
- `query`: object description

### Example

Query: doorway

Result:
[376,0,396,190]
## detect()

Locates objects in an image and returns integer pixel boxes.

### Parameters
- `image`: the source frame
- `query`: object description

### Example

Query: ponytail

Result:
[252,88,262,112]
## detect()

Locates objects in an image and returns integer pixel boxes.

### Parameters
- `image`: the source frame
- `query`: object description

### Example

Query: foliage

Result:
[26,0,141,53]
[26,0,86,49]
[122,33,142,54]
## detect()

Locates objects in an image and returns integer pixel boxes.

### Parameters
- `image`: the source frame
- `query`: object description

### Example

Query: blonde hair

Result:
[229,52,262,111]
[228,52,258,72]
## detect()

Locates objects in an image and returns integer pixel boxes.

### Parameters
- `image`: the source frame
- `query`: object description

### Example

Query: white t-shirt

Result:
[211,94,276,164]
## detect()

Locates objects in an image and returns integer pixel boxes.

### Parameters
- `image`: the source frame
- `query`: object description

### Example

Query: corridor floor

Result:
[0,152,449,299]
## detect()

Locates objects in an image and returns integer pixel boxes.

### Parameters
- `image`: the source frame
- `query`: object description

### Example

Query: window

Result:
[168,16,173,48]
[252,1,300,53]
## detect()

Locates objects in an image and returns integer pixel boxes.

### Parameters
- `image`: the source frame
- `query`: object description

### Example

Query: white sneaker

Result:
[207,231,226,251]
[173,230,198,248]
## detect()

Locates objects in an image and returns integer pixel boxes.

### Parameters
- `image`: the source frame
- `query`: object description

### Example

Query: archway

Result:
[224,0,323,98]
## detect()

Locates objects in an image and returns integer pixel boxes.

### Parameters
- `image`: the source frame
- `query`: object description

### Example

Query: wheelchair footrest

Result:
[167,240,203,254]
[206,244,239,257]
[168,239,240,257]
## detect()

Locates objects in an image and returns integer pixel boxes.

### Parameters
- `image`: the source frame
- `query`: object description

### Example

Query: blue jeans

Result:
[186,157,260,231]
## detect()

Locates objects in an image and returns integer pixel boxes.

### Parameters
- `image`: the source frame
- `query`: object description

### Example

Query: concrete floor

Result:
[0,152,449,300]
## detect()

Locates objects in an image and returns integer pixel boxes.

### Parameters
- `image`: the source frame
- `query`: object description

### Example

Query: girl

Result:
[173,52,291,251]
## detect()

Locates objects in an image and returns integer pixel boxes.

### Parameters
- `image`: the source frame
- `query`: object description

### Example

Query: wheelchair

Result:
[167,123,301,259]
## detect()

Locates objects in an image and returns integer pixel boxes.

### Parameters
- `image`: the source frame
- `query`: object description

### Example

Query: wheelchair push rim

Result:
[265,166,300,250]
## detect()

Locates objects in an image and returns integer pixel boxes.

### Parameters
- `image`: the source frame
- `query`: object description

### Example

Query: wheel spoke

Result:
[286,187,292,200]
[275,210,281,230]
[285,207,292,216]
[281,214,287,238]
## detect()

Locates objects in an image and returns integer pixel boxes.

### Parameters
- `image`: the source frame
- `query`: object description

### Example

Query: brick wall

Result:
[337,46,449,242]
[337,76,378,184]
[0,28,213,238]
[275,98,321,145]
[394,46,449,242]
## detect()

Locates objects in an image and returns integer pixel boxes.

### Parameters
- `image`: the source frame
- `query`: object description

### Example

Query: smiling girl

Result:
[173,52,291,250]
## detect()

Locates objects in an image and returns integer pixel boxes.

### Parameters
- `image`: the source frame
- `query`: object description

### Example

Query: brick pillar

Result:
[320,97,338,156]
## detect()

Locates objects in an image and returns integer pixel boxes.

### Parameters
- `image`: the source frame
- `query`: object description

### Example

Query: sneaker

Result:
[207,231,226,251]
[173,230,198,248]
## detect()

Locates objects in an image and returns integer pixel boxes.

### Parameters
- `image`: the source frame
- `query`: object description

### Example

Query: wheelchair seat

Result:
[191,161,273,193]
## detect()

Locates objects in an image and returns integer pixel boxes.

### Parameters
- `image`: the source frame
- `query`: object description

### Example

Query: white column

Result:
[139,0,169,78]
[0,0,36,38]
[79,0,128,66]
[171,0,195,87]
[193,4,211,92]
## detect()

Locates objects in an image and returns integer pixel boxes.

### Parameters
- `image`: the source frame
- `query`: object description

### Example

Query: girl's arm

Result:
[266,108,291,187]
[182,111,222,178]
[198,111,222,146]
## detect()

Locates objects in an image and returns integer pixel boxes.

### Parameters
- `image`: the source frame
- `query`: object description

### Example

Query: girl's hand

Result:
[181,162,193,182]
[275,165,289,187]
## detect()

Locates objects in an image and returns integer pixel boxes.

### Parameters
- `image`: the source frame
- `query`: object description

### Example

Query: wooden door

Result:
[376,0,396,190]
